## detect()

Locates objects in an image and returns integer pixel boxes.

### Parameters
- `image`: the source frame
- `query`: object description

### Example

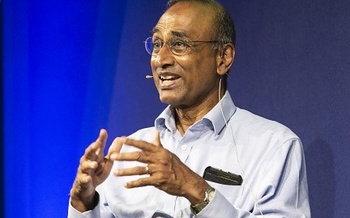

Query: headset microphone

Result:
[146,75,153,79]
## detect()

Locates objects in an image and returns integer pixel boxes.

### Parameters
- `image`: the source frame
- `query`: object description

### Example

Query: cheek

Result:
[190,56,217,77]
[150,57,156,71]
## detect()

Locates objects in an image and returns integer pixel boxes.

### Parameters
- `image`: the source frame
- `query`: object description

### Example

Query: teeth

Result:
[159,75,177,81]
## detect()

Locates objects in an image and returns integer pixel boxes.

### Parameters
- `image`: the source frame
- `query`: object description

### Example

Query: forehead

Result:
[152,2,216,39]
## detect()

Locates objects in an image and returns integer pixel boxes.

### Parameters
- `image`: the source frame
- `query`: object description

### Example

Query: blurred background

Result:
[2,0,349,217]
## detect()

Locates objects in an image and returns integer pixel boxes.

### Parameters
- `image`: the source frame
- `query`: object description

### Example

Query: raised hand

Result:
[108,131,210,205]
[70,129,114,212]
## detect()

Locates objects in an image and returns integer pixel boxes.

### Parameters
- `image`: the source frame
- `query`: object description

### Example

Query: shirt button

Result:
[181,145,187,151]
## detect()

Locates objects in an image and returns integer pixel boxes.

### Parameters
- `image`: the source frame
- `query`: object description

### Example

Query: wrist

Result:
[190,187,215,214]
[70,191,99,212]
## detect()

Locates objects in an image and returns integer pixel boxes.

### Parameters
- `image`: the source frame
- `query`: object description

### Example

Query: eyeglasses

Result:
[144,37,219,56]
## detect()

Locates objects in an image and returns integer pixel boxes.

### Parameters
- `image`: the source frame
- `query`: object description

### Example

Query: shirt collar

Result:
[155,105,177,133]
[155,91,237,136]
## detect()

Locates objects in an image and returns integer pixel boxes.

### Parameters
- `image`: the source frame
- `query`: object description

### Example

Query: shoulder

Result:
[232,108,305,173]
[233,108,300,144]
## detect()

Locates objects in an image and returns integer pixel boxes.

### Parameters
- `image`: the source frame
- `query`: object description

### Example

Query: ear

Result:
[216,43,235,76]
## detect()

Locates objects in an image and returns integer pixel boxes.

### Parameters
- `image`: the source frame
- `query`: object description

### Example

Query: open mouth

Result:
[158,73,180,81]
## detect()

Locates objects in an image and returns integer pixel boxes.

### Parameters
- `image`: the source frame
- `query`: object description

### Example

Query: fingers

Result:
[79,157,98,174]
[85,129,108,161]
[123,138,157,152]
[71,129,113,212]
[124,177,155,188]
[109,134,161,162]
[107,136,126,159]
[112,150,154,163]
[114,165,149,176]
[109,131,171,189]
[123,172,174,190]
[95,129,108,160]
[79,130,107,174]
[74,129,110,185]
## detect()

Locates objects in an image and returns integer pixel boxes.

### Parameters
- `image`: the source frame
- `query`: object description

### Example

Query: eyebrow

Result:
[152,28,189,38]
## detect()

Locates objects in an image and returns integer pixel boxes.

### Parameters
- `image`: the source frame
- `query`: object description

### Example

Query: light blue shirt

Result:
[68,91,310,217]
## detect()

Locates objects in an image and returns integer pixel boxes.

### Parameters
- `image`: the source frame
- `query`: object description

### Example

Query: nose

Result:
[152,43,175,68]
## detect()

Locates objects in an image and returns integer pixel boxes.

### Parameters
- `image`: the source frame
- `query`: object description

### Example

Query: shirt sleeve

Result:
[195,139,310,218]
[194,190,255,217]
[67,193,115,218]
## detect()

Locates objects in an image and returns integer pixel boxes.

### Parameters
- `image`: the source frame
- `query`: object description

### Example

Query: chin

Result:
[158,92,181,105]
[159,96,174,105]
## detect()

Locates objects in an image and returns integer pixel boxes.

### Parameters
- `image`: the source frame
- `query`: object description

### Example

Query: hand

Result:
[108,131,210,205]
[70,129,115,212]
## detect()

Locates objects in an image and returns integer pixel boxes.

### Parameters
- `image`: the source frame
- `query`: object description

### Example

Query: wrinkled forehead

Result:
[152,2,216,40]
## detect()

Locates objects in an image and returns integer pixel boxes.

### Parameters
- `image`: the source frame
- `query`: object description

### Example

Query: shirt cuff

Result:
[195,190,238,218]
[67,198,102,218]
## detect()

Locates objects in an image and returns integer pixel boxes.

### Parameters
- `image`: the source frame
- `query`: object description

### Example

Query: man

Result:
[68,0,310,217]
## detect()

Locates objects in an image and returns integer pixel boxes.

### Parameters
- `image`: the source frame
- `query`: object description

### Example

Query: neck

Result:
[173,88,226,136]
[174,107,209,135]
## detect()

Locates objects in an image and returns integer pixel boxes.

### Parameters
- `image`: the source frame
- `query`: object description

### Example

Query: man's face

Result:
[151,2,221,109]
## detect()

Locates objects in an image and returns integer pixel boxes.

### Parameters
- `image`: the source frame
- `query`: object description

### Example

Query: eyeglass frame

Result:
[144,36,220,56]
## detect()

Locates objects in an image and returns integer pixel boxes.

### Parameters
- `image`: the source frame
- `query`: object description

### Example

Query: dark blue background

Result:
[2,0,349,217]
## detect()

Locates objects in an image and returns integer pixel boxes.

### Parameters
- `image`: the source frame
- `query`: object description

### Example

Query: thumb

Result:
[106,136,126,159]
